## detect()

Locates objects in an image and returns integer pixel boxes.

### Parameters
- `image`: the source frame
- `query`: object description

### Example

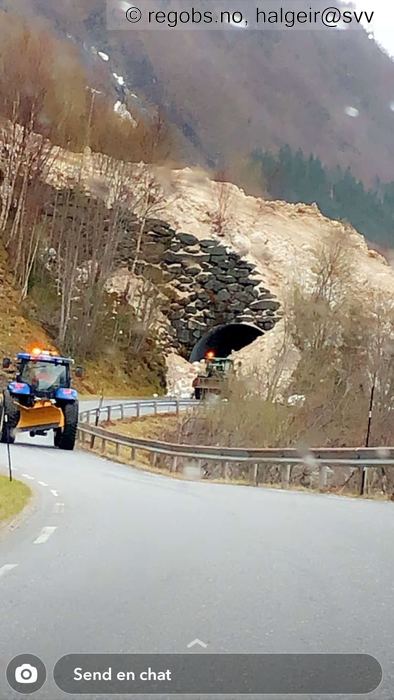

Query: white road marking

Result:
[33,526,57,544]
[50,489,59,497]
[38,481,48,487]
[0,564,18,578]
[53,502,65,514]
[22,474,35,480]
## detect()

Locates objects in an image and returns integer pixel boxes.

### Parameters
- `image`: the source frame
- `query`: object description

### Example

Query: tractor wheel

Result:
[0,391,19,444]
[56,401,79,451]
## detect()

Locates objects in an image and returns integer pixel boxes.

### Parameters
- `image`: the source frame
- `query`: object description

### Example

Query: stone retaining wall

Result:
[118,219,281,355]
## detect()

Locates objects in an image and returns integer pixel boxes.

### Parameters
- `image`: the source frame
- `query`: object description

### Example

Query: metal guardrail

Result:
[77,398,394,492]
[78,398,194,425]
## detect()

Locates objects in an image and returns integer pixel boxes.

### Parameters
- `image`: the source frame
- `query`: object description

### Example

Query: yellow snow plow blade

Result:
[16,401,64,432]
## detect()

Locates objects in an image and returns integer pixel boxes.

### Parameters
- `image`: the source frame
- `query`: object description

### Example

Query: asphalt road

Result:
[0,399,393,699]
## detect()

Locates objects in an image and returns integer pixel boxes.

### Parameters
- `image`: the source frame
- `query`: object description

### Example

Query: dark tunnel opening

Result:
[189,323,264,362]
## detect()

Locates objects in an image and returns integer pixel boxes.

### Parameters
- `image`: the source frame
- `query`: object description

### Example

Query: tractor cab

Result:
[1,349,82,450]
[205,357,234,378]
[193,353,235,400]
[9,351,76,400]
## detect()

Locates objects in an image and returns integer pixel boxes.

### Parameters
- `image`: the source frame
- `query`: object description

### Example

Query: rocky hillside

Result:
[157,167,394,299]
[54,153,394,301]
[0,122,391,396]
[161,166,394,391]
[48,149,394,395]
[4,2,393,399]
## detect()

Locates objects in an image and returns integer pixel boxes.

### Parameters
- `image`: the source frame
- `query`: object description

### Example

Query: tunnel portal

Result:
[189,323,264,362]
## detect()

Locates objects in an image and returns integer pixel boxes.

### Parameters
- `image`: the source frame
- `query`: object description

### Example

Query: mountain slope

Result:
[10,0,394,186]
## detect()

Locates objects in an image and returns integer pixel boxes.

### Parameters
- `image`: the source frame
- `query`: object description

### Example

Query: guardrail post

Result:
[176,400,180,416]
[136,403,141,419]
[172,455,178,473]
[319,465,328,490]
[131,447,136,461]
[253,463,259,486]
[223,462,229,481]
[115,441,120,457]
[107,406,111,421]
[281,464,291,489]
[90,408,100,449]
[360,467,369,496]
[120,404,124,420]
[153,401,157,416]
[101,438,106,454]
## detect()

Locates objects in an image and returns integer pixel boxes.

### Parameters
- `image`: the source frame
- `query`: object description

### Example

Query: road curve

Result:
[0,399,393,699]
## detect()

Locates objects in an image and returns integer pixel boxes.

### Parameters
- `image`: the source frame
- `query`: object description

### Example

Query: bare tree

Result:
[209,170,234,236]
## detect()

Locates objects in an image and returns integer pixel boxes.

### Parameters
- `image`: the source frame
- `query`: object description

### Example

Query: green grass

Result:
[0,475,31,523]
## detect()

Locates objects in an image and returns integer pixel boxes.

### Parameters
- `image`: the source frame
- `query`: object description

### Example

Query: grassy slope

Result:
[102,414,178,440]
[0,475,31,522]
[0,246,162,396]
[87,414,180,473]
[0,246,56,388]
[76,351,165,397]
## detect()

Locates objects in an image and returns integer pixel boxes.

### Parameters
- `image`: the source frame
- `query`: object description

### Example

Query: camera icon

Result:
[14,663,38,684]
[7,654,46,693]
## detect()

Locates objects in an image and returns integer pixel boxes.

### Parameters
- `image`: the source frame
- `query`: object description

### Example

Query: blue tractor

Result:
[1,349,82,450]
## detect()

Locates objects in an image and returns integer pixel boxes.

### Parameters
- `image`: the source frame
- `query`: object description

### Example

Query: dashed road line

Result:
[22,473,35,480]
[38,481,48,487]
[33,526,57,545]
[0,564,18,578]
[53,502,65,514]
[50,489,59,497]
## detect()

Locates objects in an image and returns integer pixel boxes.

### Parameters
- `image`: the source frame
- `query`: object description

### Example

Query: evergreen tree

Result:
[253,147,394,246]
